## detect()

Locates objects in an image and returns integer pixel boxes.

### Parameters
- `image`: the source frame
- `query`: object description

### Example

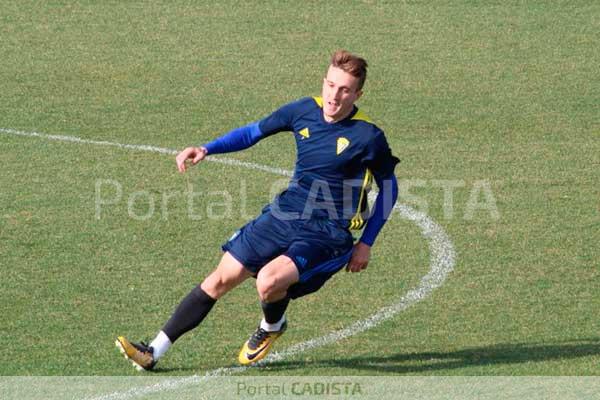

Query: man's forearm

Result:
[202,122,264,155]
[359,174,398,246]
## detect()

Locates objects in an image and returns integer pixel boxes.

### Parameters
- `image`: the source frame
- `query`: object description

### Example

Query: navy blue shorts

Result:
[222,205,354,299]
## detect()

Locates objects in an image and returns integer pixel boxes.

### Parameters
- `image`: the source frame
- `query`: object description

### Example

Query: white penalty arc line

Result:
[0,127,456,399]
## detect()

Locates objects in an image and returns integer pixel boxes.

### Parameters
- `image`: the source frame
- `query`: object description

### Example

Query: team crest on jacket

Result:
[336,137,350,155]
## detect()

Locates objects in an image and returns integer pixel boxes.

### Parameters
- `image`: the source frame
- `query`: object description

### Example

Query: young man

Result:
[116,50,399,371]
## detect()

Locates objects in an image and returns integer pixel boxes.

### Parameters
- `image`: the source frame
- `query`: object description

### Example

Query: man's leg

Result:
[117,252,252,370]
[158,251,253,346]
[256,255,298,328]
[238,255,299,365]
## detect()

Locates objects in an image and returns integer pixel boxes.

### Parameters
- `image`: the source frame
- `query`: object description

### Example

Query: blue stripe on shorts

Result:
[298,249,353,283]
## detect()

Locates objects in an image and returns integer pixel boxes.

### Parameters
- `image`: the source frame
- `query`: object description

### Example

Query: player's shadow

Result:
[267,338,600,373]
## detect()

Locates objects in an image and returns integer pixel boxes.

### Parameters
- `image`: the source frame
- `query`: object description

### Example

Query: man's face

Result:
[321,65,363,122]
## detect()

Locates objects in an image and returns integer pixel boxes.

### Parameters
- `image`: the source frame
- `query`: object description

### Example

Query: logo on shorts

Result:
[229,230,241,241]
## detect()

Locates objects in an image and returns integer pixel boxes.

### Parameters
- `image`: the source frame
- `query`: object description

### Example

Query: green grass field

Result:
[0,0,598,379]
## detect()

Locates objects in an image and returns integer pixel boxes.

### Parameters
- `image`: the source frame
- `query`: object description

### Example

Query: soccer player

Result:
[116,50,399,371]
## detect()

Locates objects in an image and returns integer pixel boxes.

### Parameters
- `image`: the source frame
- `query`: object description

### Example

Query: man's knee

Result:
[201,252,250,299]
[256,256,299,302]
[256,274,283,302]
[201,273,234,299]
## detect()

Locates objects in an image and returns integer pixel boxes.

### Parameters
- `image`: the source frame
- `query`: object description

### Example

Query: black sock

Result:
[162,286,216,343]
[261,297,290,325]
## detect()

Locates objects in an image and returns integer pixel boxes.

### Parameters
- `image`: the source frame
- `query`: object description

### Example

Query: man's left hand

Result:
[346,241,371,273]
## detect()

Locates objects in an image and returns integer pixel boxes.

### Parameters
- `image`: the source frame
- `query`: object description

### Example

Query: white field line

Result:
[0,128,293,177]
[0,127,456,400]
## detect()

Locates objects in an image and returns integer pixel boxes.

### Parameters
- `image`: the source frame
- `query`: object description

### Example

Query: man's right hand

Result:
[176,146,208,173]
